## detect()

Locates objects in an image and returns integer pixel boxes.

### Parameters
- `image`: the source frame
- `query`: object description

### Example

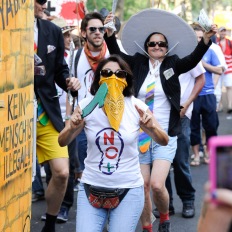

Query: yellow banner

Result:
[0,0,34,230]
[214,11,232,30]
[0,86,34,186]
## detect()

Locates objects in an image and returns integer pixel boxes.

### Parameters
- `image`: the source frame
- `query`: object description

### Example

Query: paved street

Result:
[31,109,232,232]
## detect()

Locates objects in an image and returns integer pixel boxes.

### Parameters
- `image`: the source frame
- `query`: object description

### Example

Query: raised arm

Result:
[176,24,218,74]
[104,13,136,69]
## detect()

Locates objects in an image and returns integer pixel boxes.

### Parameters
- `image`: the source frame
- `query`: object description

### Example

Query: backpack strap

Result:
[74,47,83,78]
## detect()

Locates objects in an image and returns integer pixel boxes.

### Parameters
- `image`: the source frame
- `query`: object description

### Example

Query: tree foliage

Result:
[86,0,231,22]
[190,0,231,22]
[86,0,150,21]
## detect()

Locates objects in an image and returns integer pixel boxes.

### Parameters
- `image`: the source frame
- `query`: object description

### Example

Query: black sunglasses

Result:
[147,41,168,48]
[86,27,106,34]
[100,69,128,78]
[36,0,47,5]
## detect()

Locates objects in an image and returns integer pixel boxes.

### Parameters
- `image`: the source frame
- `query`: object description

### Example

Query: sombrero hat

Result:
[121,9,197,58]
[51,18,76,34]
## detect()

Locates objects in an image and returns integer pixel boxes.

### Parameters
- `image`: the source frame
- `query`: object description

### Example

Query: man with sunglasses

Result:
[104,11,217,232]
[71,12,110,176]
[34,0,80,231]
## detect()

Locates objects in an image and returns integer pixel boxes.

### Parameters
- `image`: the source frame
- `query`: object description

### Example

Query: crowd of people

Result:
[32,0,232,231]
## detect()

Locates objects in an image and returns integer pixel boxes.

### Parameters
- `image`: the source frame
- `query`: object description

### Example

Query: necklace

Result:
[149,60,161,80]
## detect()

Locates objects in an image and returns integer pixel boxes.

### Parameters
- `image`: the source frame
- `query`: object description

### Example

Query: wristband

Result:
[65,115,71,121]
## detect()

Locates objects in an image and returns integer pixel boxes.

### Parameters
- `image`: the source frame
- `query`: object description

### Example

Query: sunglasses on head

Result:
[86,27,106,34]
[147,41,168,48]
[100,69,128,78]
[36,0,47,5]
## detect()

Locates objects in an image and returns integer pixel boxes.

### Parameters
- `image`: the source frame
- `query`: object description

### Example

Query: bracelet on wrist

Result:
[65,115,71,121]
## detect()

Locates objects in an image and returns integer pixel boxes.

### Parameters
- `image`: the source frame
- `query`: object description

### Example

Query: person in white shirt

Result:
[72,12,110,175]
[59,55,169,232]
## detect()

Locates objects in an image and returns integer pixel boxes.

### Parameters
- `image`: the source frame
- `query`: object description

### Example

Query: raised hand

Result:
[135,104,153,128]
[104,12,115,37]
[203,24,218,44]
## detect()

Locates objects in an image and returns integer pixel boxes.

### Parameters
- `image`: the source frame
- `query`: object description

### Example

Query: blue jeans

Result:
[76,129,87,171]
[166,116,195,204]
[76,183,144,232]
[139,132,177,163]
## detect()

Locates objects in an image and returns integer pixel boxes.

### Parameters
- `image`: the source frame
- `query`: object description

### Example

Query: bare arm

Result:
[58,106,85,146]
[180,74,205,117]
[213,74,221,88]
[135,105,169,146]
[202,61,224,75]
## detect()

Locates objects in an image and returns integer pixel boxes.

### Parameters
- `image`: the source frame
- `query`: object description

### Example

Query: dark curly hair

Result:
[90,55,134,97]
[144,32,168,53]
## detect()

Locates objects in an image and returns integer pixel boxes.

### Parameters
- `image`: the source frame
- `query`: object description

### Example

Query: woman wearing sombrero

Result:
[104,9,217,232]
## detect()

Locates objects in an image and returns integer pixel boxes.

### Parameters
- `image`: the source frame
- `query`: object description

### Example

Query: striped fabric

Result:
[221,39,232,75]
[35,42,49,126]
[145,82,155,111]
[138,81,155,153]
